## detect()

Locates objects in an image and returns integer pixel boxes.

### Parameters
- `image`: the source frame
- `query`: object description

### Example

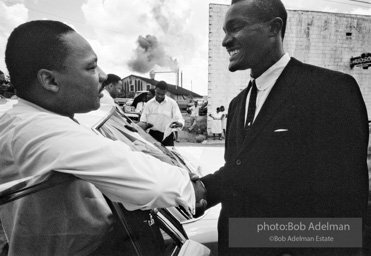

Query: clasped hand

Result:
[189,173,207,218]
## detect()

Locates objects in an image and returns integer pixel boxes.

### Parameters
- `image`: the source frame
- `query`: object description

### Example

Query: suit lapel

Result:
[234,87,250,149]
[240,58,302,151]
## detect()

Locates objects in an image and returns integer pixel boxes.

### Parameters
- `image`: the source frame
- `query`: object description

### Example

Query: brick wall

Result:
[208,4,371,134]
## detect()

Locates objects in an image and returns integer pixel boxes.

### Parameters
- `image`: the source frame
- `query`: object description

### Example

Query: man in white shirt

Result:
[187,100,200,132]
[0,20,204,256]
[100,73,122,106]
[139,81,184,146]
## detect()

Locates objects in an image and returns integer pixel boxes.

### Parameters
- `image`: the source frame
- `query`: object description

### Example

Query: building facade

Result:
[121,75,203,109]
[121,75,156,98]
[208,4,371,133]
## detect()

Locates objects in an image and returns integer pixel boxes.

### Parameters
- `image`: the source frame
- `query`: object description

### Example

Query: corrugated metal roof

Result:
[122,74,202,97]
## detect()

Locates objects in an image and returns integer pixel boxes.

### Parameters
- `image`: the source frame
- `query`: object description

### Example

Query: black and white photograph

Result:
[0,0,370,255]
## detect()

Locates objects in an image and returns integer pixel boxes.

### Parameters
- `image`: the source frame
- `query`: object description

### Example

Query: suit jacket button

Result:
[236,159,242,165]
[232,191,238,197]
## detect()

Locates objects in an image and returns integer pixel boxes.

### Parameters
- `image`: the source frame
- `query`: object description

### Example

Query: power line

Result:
[324,0,371,7]
[348,0,371,5]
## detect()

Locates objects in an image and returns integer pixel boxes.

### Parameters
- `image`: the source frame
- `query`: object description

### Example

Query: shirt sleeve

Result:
[171,100,184,126]
[11,114,195,213]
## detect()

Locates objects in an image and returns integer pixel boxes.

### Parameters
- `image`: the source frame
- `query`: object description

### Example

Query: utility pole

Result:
[149,69,180,89]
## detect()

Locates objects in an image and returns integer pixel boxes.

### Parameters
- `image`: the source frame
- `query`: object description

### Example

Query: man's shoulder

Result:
[166,96,181,108]
[145,98,157,107]
[0,107,88,145]
[283,58,358,96]
[230,87,247,108]
[289,57,354,81]
[165,96,177,104]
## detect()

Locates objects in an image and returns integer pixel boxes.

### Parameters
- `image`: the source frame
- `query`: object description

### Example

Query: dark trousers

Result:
[149,130,174,146]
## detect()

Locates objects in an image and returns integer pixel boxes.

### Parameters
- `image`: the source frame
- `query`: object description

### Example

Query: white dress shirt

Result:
[0,98,195,256]
[100,89,115,106]
[189,105,200,117]
[245,53,291,123]
[140,95,184,132]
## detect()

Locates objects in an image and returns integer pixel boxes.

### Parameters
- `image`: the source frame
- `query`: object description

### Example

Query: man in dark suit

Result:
[200,0,369,255]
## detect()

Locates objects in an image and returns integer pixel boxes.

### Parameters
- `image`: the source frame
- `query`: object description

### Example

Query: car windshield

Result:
[93,107,195,177]
[76,106,204,224]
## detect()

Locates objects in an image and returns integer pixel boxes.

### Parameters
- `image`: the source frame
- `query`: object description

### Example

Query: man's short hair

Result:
[103,74,121,87]
[156,81,168,91]
[231,0,287,40]
[5,20,75,91]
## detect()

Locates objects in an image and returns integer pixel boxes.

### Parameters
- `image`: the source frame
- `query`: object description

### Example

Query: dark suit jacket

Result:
[201,58,369,256]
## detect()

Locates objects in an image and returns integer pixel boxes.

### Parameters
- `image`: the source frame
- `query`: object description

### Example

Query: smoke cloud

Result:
[127,0,189,74]
[128,34,178,74]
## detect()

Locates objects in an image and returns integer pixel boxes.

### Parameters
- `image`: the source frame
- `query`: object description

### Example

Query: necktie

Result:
[245,79,257,129]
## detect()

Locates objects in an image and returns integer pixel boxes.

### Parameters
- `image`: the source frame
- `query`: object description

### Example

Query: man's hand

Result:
[170,121,183,129]
[190,173,207,218]
[137,122,153,130]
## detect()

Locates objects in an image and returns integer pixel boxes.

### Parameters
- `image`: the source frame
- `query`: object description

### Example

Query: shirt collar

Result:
[252,52,290,91]
[16,97,53,114]
[153,95,169,104]
[15,98,77,120]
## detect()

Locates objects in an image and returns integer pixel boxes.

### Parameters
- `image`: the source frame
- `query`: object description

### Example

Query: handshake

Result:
[190,173,208,218]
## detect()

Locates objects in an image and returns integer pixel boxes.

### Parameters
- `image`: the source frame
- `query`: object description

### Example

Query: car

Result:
[115,97,131,107]
[122,91,149,117]
[177,98,192,111]
[0,104,213,256]
[125,91,149,108]
[75,106,217,255]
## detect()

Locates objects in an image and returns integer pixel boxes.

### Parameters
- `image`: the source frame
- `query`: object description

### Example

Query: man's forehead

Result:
[224,2,255,24]
[63,32,96,57]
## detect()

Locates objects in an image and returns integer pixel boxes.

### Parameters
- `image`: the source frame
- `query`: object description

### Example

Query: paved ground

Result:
[176,112,225,146]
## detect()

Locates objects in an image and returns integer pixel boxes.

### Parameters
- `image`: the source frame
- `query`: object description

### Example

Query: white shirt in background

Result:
[140,95,184,133]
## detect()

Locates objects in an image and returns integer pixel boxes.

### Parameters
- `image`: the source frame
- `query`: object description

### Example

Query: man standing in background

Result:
[139,81,184,146]
[187,100,200,132]
[100,73,122,106]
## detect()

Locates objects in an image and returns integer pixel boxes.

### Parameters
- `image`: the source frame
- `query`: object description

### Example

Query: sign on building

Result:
[350,53,371,70]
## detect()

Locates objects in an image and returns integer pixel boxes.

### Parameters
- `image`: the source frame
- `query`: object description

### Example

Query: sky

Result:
[0,0,371,95]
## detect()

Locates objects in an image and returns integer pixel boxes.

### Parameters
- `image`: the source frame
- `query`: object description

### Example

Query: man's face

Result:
[222,0,271,72]
[0,74,6,86]
[54,32,106,115]
[155,88,166,103]
[110,80,122,99]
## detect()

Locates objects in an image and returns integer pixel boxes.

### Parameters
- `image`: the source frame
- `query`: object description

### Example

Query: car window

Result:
[87,107,207,224]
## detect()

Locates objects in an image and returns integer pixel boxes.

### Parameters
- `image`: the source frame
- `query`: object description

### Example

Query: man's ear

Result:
[106,83,113,91]
[269,17,283,37]
[37,69,59,93]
